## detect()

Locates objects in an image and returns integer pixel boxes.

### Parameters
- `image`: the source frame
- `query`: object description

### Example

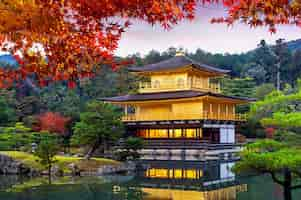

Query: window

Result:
[185,170,197,179]
[173,129,182,138]
[138,129,148,138]
[149,129,168,138]
[177,78,185,88]
[186,129,197,138]
[147,168,169,178]
[146,168,203,179]
[138,128,203,139]
[174,169,183,179]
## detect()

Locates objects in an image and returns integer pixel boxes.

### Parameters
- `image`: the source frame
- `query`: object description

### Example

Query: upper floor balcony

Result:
[139,80,221,93]
[122,112,247,122]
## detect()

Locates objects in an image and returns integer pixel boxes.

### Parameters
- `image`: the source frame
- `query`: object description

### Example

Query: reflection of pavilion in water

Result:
[136,161,247,200]
[142,186,247,200]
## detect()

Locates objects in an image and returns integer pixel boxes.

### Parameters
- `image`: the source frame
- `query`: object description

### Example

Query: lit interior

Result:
[138,128,202,139]
[146,168,203,179]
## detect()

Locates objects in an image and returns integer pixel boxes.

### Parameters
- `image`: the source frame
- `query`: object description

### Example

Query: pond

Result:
[0,160,300,200]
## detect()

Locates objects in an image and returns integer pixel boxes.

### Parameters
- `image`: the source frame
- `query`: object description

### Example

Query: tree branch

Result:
[290,184,301,190]
[270,171,285,186]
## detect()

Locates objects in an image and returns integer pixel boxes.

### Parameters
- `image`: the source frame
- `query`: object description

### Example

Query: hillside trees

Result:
[287,50,301,87]
[40,85,82,120]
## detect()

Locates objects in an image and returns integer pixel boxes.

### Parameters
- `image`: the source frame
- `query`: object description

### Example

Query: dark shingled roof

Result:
[128,55,230,74]
[101,90,255,102]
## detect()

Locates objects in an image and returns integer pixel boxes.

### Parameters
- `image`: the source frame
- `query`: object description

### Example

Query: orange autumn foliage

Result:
[36,112,70,136]
[0,0,300,87]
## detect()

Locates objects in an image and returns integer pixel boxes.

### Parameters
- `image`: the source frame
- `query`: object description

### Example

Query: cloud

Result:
[116,6,301,56]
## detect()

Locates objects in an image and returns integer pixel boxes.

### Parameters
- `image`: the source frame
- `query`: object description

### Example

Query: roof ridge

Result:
[128,55,230,74]
[100,90,254,102]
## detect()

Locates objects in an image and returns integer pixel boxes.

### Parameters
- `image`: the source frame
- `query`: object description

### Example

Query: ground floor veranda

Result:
[126,125,236,144]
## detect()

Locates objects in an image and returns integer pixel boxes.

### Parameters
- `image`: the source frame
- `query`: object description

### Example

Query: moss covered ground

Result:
[0,151,121,173]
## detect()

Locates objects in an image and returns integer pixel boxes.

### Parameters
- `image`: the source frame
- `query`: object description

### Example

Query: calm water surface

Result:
[0,160,300,200]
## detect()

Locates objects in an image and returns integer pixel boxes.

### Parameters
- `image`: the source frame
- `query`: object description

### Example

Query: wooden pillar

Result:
[218,104,221,120]
[226,104,229,120]
[200,102,203,118]
[209,103,212,119]
[124,105,128,116]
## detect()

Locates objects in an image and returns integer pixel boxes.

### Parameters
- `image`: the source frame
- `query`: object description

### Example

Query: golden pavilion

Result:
[103,53,252,156]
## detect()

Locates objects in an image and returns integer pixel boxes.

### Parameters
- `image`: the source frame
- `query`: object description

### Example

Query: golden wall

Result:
[139,71,219,93]
[127,99,239,121]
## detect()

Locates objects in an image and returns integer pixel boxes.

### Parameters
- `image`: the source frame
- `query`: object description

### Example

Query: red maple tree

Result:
[36,112,70,136]
[265,127,276,138]
[0,0,299,87]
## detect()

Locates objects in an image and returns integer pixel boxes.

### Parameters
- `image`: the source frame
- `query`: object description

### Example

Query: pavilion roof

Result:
[128,55,230,75]
[101,90,255,103]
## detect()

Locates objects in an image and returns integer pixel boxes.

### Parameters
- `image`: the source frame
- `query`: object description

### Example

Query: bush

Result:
[115,137,144,161]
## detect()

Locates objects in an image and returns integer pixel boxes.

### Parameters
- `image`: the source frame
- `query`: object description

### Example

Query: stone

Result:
[0,154,33,175]
[67,163,81,176]
[51,165,63,177]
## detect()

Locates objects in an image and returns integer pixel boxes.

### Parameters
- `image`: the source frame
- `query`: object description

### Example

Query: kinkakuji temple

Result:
[103,53,253,160]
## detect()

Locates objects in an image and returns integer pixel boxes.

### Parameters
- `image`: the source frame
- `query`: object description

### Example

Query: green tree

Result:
[34,133,60,184]
[289,50,301,87]
[221,77,256,114]
[243,62,267,85]
[252,40,277,85]
[237,79,301,200]
[123,137,144,161]
[221,77,256,98]
[80,64,138,100]
[0,96,16,125]
[255,83,275,100]
[250,86,301,132]
[234,140,301,200]
[40,84,81,120]
[274,39,292,90]
[71,101,123,159]
[16,96,45,121]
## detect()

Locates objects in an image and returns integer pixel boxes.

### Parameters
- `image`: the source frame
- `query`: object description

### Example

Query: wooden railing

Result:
[139,81,220,93]
[122,112,247,122]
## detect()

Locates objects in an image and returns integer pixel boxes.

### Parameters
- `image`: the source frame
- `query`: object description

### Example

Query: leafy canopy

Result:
[36,112,70,136]
[71,101,123,149]
[1,0,301,87]
[234,140,301,181]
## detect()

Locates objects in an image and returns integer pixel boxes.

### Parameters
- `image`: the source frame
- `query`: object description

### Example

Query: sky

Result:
[115,5,301,57]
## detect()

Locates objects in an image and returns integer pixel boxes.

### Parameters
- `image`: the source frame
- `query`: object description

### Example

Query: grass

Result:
[0,151,121,173]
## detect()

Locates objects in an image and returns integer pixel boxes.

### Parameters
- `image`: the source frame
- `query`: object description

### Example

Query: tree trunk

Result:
[48,164,52,184]
[283,169,292,200]
[84,143,99,160]
[276,61,281,91]
[284,187,292,200]
[103,140,107,155]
